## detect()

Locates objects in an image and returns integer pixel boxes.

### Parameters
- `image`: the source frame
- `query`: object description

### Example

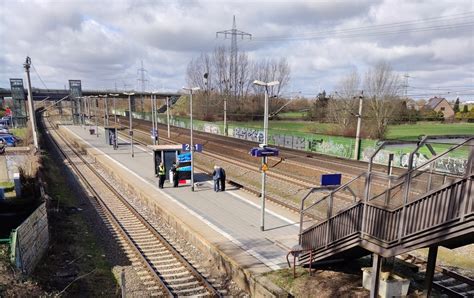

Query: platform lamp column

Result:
[23,56,39,151]
[182,86,200,191]
[124,92,135,157]
[253,80,279,231]
[109,93,119,125]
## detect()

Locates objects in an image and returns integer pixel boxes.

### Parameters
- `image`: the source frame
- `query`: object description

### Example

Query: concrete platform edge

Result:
[57,125,290,298]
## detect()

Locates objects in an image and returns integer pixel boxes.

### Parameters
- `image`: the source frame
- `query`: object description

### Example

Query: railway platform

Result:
[59,124,299,295]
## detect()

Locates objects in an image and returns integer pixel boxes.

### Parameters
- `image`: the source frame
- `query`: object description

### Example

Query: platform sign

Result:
[182,143,203,152]
[321,174,342,186]
[177,152,191,180]
[250,147,279,157]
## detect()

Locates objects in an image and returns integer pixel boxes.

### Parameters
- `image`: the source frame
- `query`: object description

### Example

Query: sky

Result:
[0,0,473,101]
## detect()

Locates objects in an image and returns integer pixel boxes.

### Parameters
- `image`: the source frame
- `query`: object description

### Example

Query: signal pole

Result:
[354,91,363,160]
[23,57,39,151]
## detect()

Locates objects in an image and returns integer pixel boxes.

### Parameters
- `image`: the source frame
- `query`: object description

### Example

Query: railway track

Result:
[43,115,222,297]
[398,254,474,297]
[116,125,328,220]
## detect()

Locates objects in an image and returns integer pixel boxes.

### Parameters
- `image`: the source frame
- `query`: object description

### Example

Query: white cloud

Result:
[0,0,472,99]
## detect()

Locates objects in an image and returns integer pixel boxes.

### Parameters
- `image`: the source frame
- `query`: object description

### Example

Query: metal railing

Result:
[299,136,473,262]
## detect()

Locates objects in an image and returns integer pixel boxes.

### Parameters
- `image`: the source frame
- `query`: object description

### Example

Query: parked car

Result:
[0,134,17,146]
[0,128,9,134]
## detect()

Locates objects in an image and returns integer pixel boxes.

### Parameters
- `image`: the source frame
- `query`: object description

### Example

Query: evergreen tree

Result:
[463,105,469,113]
[454,98,460,112]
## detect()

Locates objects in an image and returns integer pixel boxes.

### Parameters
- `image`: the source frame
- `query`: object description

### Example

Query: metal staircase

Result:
[298,136,473,265]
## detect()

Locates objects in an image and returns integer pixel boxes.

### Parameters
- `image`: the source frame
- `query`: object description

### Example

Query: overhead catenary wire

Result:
[253,12,474,42]
[31,63,49,90]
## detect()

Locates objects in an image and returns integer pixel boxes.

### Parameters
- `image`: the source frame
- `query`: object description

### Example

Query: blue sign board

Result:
[249,147,279,157]
[177,152,191,163]
[321,174,342,186]
[182,144,203,152]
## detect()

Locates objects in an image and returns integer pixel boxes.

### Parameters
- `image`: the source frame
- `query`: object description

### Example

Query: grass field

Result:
[227,120,473,140]
[385,122,474,140]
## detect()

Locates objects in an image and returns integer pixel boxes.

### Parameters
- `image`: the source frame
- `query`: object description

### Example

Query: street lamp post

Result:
[182,86,200,191]
[253,80,279,231]
[109,93,119,125]
[124,92,135,157]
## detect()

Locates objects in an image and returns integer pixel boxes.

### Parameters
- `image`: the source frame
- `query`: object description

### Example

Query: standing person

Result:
[158,162,166,189]
[212,165,221,192]
[171,162,179,187]
[219,167,226,191]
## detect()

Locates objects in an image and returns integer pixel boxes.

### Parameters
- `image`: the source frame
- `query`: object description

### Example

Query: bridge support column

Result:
[370,253,382,298]
[424,245,438,297]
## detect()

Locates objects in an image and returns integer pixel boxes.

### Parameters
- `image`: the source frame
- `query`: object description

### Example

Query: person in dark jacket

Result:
[219,167,226,191]
[171,162,179,187]
[212,165,221,192]
[158,162,166,189]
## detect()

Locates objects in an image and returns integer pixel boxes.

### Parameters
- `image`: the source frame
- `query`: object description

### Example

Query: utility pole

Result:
[23,57,39,151]
[166,96,171,138]
[109,93,119,124]
[137,60,148,112]
[354,91,363,160]
[124,92,135,157]
[217,15,252,99]
[151,92,157,145]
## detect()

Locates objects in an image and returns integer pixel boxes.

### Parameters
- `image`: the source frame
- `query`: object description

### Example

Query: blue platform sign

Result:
[182,143,203,152]
[321,174,342,186]
[177,152,191,162]
[249,147,279,157]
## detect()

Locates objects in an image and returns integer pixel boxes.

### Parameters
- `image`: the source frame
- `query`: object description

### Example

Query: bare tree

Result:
[327,70,361,132]
[364,61,402,138]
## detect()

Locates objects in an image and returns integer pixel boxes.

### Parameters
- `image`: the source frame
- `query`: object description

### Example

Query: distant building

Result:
[425,97,455,119]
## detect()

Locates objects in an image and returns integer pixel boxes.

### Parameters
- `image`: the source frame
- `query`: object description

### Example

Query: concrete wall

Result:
[10,202,49,275]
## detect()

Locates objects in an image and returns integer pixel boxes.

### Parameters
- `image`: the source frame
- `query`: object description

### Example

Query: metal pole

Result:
[128,94,134,157]
[23,57,39,151]
[113,96,117,124]
[95,97,99,137]
[190,90,194,191]
[354,92,363,160]
[224,95,227,136]
[166,96,170,138]
[104,95,109,126]
[151,94,156,145]
[260,86,269,231]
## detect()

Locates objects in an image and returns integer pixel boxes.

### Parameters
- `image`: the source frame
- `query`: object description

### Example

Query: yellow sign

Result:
[262,163,268,172]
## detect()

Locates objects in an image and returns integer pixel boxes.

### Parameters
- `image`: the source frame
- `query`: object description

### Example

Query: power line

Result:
[31,63,49,90]
[254,11,474,41]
